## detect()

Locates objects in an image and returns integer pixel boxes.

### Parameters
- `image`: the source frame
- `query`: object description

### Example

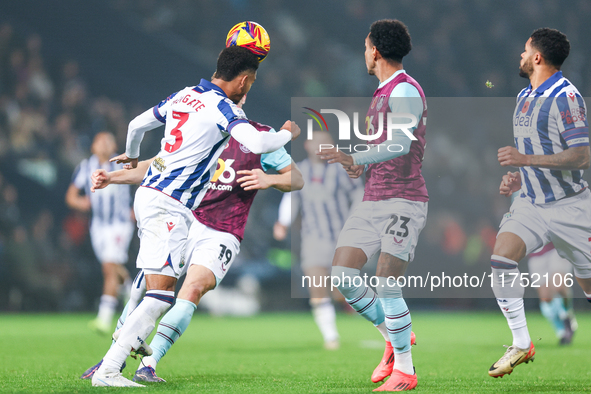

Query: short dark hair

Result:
[530,28,570,68]
[369,19,412,63]
[213,46,259,81]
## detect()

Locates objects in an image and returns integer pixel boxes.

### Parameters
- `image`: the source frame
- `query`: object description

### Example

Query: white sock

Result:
[497,298,530,349]
[99,290,174,374]
[97,295,118,326]
[375,322,390,342]
[141,356,158,371]
[393,349,413,375]
[311,298,339,343]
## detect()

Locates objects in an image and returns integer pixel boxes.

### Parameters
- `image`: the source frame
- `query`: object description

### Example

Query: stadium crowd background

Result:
[0,0,590,311]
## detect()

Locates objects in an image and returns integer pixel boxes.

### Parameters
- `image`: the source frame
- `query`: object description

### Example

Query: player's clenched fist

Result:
[343,165,364,179]
[498,146,530,167]
[237,169,271,190]
[110,153,139,169]
[499,171,521,196]
[281,121,301,141]
[91,169,111,192]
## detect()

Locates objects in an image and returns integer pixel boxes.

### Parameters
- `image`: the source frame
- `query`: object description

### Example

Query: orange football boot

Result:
[373,369,417,392]
[371,332,416,383]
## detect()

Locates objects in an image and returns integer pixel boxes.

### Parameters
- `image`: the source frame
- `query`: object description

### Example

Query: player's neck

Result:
[530,67,559,91]
[375,60,403,84]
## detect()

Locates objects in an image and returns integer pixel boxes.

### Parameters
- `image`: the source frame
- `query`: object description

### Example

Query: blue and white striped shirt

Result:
[292,160,363,242]
[72,155,132,225]
[514,71,589,204]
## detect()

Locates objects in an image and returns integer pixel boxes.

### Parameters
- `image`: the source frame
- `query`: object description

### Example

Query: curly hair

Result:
[213,46,260,81]
[530,28,570,68]
[368,19,412,63]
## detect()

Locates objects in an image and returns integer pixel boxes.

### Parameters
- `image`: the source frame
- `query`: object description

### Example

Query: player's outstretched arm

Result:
[498,145,590,170]
[122,108,165,167]
[91,158,154,192]
[230,121,300,154]
[236,161,304,192]
[499,171,521,197]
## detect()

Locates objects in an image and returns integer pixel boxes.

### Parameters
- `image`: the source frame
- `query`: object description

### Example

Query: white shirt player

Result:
[72,155,132,225]
[514,71,589,204]
[125,79,292,210]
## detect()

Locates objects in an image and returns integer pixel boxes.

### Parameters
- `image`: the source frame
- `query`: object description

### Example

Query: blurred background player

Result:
[65,131,134,335]
[318,19,427,391]
[274,131,363,350]
[527,242,577,345]
[490,28,590,378]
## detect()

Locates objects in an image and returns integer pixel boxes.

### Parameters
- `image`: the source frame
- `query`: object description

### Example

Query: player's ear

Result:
[238,73,249,88]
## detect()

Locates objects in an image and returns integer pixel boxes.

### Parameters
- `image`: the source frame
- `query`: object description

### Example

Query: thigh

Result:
[135,187,192,277]
[497,197,549,256]
[335,202,382,261]
[550,192,591,279]
[186,220,241,288]
[378,199,428,263]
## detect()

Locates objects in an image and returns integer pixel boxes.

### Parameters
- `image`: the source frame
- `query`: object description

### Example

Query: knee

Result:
[181,277,215,304]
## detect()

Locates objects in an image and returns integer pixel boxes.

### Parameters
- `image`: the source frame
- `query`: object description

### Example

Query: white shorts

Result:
[499,189,591,278]
[300,236,336,269]
[90,221,134,264]
[134,187,193,279]
[336,198,428,262]
[528,247,572,278]
[183,219,240,287]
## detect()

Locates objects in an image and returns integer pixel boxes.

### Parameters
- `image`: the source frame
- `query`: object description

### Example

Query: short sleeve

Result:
[152,91,178,123]
[555,93,589,147]
[71,160,87,189]
[218,98,248,132]
[260,128,292,171]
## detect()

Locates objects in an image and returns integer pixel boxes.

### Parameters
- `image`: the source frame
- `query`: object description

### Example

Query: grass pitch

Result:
[0,310,590,393]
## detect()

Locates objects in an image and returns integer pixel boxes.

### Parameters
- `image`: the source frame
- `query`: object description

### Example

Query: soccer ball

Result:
[226,21,270,62]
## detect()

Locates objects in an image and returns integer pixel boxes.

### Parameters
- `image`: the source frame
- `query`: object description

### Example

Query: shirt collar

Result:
[378,69,406,89]
[529,70,563,94]
[197,78,228,97]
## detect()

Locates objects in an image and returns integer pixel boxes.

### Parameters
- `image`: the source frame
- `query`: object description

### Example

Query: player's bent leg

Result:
[93,274,176,387]
[135,265,215,381]
[306,266,339,350]
[373,254,416,391]
[489,232,532,378]
[90,262,121,335]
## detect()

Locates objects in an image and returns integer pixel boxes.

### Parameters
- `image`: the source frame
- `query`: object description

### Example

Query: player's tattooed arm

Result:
[91,157,154,191]
[498,146,590,170]
[237,161,304,192]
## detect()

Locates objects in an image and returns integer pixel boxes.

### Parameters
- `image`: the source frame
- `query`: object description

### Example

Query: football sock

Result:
[148,298,197,365]
[376,277,413,375]
[97,294,118,327]
[584,291,591,303]
[100,290,174,374]
[375,322,390,342]
[331,266,385,328]
[539,298,565,337]
[127,270,146,319]
[310,298,339,343]
[491,255,531,349]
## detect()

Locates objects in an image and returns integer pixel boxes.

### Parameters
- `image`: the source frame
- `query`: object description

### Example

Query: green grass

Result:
[0,311,590,393]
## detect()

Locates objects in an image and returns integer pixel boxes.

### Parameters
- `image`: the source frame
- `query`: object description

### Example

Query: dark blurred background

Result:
[0,0,589,312]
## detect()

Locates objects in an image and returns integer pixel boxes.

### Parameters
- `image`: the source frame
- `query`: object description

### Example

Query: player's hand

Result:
[281,121,301,141]
[91,169,112,192]
[110,153,138,169]
[499,171,521,196]
[343,165,364,179]
[498,146,531,167]
[273,222,288,241]
[237,169,272,190]
[317,147,354,166]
